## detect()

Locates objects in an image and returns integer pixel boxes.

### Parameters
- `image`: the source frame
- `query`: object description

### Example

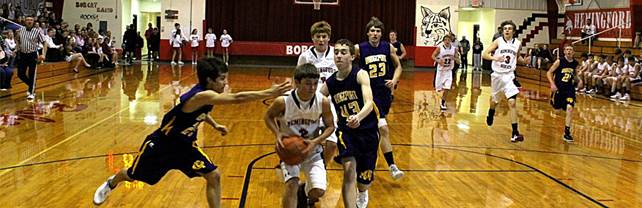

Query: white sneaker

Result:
[586,89,595,94]
[93,175,115,205]
[610,92,621,99]
[356,190,369,208]
[178,61,185,65]
[26,93,35,100]
[0,88,7,91]
[579,88,586,93]
[390,164,405,180]
[171,61,177,65]
[510,134,524,143]
[620,94,630,100]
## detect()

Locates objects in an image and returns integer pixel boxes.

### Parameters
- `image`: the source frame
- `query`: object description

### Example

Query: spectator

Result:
[144,23,153,61]
[0,35,12,91]
[459,36,470,69]
[150,28,160,60]
[64,38,91,73]
[472,37,483,70]
[170,23,186,65]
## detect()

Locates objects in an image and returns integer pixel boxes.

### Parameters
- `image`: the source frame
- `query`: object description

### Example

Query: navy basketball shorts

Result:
[373,89,393,119]
[550,90,576,110]
[127,135,217,185]
[336,128,380,185]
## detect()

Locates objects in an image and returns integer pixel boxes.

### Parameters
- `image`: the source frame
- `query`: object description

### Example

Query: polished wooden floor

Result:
[0,63,640,208]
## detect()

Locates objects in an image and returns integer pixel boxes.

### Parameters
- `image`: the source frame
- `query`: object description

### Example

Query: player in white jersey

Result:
[297,21,339,165]
[482,20,526,142]
[616,56,641,100]
[587,55,608,94]
[265,63,335,208]
[204,28,217,58]
[431,34,460,110]
[607,58,627,99]
[220,29,233,65]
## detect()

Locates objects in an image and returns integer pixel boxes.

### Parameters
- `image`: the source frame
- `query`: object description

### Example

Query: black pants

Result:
[17,52,37,94]
[461,52,468,69]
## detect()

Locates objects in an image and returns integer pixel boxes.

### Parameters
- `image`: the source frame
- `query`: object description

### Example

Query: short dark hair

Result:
[335,39,355,55]
[500,20,517,31]
[624,49,632,54]
[628,56,636,62]
[581,52,589,59]
[294,63,320,82]
[196,57,228,86]
[365,16,384,33]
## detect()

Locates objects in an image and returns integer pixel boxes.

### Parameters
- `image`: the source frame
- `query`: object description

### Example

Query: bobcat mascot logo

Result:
[421,6,452,46]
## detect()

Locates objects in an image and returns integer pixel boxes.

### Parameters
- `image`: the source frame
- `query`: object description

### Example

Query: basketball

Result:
[276,136,308,165]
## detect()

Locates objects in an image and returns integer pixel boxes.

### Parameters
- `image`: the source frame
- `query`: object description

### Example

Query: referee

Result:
[16,16,46,100]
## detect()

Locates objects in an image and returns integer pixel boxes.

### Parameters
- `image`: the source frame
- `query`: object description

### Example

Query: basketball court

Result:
[0,0,641,207]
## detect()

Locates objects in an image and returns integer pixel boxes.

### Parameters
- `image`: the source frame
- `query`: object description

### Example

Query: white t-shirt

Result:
[220,34,232,48]
[277,90,322,139]
[205,33,217,48]
[190,34,199,47]
[491,37,521,73]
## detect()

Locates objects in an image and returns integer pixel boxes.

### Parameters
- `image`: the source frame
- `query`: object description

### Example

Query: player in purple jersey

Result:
[355,17,404,181]
[93,58,291,208]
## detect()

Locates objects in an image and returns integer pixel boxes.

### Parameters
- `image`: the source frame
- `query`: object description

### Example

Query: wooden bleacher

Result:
[525,39,641,100]
[1,61,113,97]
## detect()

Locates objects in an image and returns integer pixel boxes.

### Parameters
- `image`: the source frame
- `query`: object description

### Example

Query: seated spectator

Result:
[0,36,12,91]
[44,28,64,62]
[4,30,16,67]
[65,38,91,73]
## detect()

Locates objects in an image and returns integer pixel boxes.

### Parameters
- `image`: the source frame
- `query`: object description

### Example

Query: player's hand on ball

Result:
[347,115,360,128]
[214,124,228,136]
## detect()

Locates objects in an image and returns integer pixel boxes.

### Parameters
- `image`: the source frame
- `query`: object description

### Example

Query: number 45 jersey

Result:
[492,37,521,73]
[326,66,379,131]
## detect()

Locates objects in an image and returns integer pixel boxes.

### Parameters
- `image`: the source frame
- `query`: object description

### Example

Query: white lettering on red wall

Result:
[286,45,311,55]
[565,8,632,38]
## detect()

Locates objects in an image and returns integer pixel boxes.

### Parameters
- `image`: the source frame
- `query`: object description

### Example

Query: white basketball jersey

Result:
[616,65,628,76]
[596,62,608,74]
[491,37,521,73]
[629,63,640,78]
[436,43,456,71]
[278,90,322,139]
[205,33,217,48]
[298,46,337,87]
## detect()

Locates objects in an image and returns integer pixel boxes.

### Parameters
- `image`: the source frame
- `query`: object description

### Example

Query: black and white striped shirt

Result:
[17,26,46,53]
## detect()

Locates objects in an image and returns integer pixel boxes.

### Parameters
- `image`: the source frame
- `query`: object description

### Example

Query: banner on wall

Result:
[416,5,454,47]
[564,8,632,39]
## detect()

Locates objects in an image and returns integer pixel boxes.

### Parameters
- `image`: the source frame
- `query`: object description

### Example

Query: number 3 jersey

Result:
[555,57,579,92]
[326,66,378,131]
[492,37,521,73]
[278,90,323,139]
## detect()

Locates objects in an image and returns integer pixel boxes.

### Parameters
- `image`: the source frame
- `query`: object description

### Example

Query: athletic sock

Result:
[384,152,395,166]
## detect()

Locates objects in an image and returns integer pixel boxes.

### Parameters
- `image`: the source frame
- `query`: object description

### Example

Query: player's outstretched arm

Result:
[202,80,291,105]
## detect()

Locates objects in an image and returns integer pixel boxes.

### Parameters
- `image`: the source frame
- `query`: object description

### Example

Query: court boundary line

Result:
[239,145,609,208]
[1,142,639,172]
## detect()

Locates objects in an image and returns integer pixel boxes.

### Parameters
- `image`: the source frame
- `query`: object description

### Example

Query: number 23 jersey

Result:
[491,37,521,73]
